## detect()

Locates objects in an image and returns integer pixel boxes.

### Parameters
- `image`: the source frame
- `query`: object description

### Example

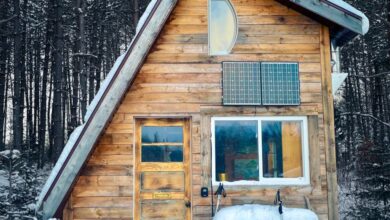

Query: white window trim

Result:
[211,116,310,186]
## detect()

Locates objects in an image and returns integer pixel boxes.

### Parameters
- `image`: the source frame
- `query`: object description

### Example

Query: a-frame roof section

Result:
[37,0,369,218]
[36,0,178,218]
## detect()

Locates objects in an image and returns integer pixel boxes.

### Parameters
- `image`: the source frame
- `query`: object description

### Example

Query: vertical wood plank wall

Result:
[63,0,333,219]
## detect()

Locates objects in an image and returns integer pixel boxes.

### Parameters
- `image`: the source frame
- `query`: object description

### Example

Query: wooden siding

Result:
[63,0,333,219]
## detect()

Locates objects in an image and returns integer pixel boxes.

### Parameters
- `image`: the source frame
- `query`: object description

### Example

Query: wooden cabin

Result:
[37,0,369,219]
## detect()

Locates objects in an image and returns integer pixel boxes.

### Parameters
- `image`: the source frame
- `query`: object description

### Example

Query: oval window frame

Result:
[208,0,239,55]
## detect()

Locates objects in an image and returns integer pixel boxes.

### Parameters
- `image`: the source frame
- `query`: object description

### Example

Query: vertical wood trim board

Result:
[320,25,339,220]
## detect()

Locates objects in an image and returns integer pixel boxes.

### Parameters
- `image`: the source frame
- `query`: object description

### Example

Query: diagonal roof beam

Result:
[40,0,178,218]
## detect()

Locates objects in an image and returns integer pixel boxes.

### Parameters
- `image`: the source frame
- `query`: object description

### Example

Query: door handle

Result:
[185,200,191,208]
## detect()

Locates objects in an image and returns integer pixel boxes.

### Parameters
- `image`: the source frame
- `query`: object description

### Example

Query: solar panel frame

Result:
[222,61,262,105]
[261,62,300,106]
[222,61,300,106]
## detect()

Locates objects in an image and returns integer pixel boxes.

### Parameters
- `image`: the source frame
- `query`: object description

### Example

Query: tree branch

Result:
[0,15,17,25]
[72,53,98,59]
[337,112,390,127]
[348,71,390,78]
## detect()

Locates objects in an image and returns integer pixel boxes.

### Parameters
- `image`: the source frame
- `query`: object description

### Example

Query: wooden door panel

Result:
[135,118,191,220]
[141,201,186,219]
[140,163,184,171]
[141,171,184,191]
[140,192,185,200]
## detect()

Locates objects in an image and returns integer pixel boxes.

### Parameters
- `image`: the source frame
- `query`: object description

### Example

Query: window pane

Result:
[142,126,183,143]
[215,120,259,181]
[209,0,238,55]
[142,146,183,162]
[262,121,303,178]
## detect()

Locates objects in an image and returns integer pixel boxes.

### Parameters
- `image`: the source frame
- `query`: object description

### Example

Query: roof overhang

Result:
[278,0,369,46]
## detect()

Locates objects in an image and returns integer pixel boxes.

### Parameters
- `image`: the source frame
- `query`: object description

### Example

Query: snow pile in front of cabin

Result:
[35,125,84,211]
[213,204,318,220]
[328,0,370,34]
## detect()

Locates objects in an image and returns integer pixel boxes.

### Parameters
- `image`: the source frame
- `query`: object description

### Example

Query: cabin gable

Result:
[60,0,334,219]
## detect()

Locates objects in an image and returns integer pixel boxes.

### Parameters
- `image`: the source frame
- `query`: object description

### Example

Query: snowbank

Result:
[213,204,318,220]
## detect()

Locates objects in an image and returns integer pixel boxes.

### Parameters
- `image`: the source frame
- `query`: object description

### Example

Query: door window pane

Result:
[142,146,183,162]
[261,121,303,178]
[215,120,259,181]
[142,126,183,143]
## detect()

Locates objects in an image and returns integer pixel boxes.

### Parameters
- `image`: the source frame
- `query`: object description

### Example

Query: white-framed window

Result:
[211,116,310,186]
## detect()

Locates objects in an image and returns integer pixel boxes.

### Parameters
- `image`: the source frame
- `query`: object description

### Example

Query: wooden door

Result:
[135,118,191,220]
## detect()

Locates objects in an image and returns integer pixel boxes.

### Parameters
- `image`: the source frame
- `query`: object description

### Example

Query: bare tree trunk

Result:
[0,0,8,151]
[12,0,23,150]
[38,2,53,167]
[133,0,139,29]
[50,0,64,161]
[33,33,41,151]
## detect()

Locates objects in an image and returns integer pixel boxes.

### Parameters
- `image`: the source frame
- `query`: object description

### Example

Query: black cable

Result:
[211,180,214,217]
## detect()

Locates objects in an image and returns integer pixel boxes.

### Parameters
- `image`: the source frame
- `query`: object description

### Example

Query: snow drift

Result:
[213,204,318,220]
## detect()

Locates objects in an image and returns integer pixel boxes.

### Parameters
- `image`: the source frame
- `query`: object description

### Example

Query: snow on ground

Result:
[213,204,318,220]
[0,170,8,187]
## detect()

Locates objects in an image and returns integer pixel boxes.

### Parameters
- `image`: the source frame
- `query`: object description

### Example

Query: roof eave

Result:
[290,0,364,32]
[286,0,366,46]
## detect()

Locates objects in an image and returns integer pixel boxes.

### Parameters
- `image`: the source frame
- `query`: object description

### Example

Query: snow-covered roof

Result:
[36,0,369,218]
[327,0,369,34]
[284,0,369,46]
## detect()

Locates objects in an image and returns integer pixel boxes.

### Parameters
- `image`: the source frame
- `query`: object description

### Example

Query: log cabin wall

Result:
[62,0,334,219]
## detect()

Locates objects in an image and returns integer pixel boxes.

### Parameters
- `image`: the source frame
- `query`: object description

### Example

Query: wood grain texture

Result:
[320,25,339,220]
[62,0,333,219]
[134,118,191,220]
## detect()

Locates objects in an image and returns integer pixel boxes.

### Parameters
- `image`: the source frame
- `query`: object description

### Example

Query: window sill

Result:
[212,178,310,187]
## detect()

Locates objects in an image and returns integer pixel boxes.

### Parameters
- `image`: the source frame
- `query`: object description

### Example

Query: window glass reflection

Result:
[209,0,238,55]
[142,146,183,162]
[262,121,303,178]
[142,126,183,143]
[215,120,259,181]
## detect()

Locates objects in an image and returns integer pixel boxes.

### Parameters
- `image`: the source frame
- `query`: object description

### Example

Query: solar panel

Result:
[222,62,300,106]
[223,62,262,105]
[261,62,300,105]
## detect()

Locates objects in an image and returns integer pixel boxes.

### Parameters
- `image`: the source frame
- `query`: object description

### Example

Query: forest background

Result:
[0,0,388,219]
